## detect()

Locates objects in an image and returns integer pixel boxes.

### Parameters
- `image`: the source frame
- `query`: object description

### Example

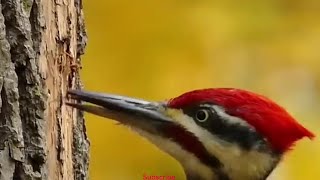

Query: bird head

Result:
[67,88,314,180]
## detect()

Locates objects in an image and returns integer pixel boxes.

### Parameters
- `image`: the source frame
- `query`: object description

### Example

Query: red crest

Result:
[168,88,315,152]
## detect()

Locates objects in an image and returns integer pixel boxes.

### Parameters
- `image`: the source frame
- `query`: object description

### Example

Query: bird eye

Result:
[195,109,210,122]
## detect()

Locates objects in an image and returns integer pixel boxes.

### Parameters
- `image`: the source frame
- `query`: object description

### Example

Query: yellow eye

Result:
[195,109,210,122]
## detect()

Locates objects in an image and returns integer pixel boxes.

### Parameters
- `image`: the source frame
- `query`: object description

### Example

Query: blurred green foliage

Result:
[82,0,320,179]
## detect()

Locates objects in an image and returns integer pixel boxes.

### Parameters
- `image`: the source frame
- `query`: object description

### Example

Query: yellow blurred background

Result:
[82,0,320,179]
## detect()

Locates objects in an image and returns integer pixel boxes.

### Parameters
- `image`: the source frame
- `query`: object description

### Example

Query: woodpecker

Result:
[67,88,314,180]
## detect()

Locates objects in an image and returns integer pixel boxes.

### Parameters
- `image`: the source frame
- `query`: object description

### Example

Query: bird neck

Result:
[133,123,281,179]
[181,149,281,180]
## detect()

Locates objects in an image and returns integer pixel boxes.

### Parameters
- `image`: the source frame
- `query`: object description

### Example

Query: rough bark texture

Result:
[0,0,89,179]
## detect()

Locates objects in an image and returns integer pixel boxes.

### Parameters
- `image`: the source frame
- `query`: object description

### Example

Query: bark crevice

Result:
[1,0,47,179]
[0,0,89,179]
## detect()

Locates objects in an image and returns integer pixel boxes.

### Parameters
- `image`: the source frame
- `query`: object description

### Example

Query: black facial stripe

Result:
[154,122,230,179]
[158,123,222,168]
[182,104,269,151]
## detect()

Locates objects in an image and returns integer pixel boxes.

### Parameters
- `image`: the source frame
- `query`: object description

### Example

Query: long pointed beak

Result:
[66,90,174,134]
[66,90,217,171]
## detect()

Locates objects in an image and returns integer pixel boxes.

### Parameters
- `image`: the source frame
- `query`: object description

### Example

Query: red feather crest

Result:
[168,88,315,152]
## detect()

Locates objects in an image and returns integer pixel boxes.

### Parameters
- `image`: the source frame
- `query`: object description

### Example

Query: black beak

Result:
[66,90,173,134]
[66,90,215,170]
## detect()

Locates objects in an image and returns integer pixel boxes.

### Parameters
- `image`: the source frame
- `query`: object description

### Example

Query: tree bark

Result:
[0,0,89,179]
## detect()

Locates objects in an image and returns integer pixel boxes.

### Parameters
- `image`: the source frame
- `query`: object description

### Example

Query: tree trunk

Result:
[0,0,89,179]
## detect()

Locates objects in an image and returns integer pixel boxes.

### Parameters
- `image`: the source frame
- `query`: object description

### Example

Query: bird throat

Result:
[134,125,280,180]
[184,151,280,180]
[185,147,281,180]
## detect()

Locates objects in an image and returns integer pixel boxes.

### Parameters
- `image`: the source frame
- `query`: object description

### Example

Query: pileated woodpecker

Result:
[67,88,314,180]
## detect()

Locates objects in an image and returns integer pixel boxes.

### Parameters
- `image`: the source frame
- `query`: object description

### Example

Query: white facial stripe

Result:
[131,127,215,180]
[201,104,253,129]
[164,108,277,180]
